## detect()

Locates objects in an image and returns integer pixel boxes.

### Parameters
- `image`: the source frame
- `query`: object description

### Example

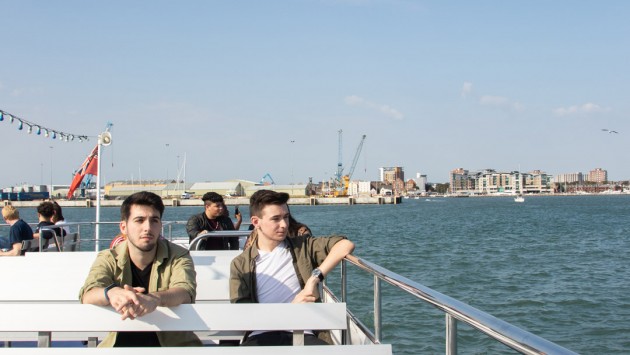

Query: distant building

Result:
[379,167,404,184]
[245,184,309,197]
[414,173,427,193]
[587,168,608,183]
[450,168,552,194]
[555,172,584,184]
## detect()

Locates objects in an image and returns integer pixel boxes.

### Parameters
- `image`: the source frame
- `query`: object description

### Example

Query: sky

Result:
[1,0,629,188]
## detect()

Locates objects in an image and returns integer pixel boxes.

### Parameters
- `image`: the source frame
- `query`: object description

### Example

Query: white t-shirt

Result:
[255,241,301,304]
[252,241,306,337]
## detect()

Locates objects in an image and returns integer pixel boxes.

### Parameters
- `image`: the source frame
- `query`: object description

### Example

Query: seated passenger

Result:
[222,202,243,230]
[0,205,34,256]
[79,191,201,347]
[230,190,355,346]
[33,201,66,242]
[51,200,70,235]
[186,192,238,250]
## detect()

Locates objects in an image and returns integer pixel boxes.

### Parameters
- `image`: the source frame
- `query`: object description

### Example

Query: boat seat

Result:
[20,239,45,255]
[0,303,358,349]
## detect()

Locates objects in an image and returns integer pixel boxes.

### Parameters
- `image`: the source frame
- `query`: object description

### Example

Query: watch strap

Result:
[104,283,119,303]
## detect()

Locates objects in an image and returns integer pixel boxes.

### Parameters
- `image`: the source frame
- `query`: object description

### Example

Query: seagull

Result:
[602,129,619,134]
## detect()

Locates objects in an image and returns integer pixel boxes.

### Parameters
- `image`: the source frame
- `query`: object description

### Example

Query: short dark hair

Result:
[37,201,55,219]
[249,190,289,217]
[202,192,224,205]
[120,191,165,221]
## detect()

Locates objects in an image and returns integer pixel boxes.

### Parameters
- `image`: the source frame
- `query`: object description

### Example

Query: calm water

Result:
[8,195,630,354]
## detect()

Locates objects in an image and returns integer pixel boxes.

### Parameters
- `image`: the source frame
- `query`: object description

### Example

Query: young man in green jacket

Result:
[80,191,201,347]
[230,189,355,346]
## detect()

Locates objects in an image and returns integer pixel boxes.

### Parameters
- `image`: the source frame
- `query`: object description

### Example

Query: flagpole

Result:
[95,130,112,251]
[95,139,102,251]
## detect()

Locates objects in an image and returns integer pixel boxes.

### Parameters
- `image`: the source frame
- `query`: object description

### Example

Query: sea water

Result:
[11,195,630,354]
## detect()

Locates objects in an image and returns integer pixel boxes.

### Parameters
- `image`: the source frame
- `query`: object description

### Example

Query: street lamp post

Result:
[49,146,53,197]
[290,140,295,185]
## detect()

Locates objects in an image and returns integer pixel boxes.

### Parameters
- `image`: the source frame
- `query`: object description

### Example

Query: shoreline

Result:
[2,195,403,208]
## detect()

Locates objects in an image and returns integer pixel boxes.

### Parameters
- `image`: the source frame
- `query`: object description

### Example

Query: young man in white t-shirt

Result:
[229,190,355,345]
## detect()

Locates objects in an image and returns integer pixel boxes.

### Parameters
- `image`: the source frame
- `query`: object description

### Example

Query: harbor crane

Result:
[260,173,275,185]
[334,130,366,196]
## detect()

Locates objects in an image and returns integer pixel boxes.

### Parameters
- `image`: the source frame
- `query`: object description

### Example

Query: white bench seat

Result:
[0,303,349,347]
[0,250,238,303]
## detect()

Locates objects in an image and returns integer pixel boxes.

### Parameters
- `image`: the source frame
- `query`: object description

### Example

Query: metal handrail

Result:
[188,230,252,250]
[341,254,578,355]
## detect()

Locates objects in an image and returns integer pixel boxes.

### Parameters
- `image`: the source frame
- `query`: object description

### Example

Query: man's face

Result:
[204,202,223,219]
[252,204,289,244]
[120,204,161,253]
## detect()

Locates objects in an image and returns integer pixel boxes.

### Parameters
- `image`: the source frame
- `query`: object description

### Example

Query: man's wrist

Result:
[104,283,119,303]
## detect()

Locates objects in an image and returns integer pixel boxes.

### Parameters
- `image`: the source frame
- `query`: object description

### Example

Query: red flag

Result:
[67,145,98,199]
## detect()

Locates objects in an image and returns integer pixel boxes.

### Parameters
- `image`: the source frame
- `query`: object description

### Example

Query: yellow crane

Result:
[335,133,366,196]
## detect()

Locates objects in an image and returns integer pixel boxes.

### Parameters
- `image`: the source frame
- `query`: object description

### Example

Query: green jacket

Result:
[230,234,347,343]
[79,239,201,347]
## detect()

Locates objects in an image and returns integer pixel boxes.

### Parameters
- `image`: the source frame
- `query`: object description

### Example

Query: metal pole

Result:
[341,259,347,345]
[446,313,458,355]
[49,146,53,197]
[95,137,102,251]
[374,275,382,342]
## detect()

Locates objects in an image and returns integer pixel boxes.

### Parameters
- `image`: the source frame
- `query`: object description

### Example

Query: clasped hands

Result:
[108,284,160,320]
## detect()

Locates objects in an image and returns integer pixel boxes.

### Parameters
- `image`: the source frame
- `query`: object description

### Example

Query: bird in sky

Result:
[602,129,619,134]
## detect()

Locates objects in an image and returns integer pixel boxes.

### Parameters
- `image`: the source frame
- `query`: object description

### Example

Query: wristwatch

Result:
[104,283,119,303]
[311,268,324,282]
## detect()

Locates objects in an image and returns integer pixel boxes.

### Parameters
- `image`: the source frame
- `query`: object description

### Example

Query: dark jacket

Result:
[186,212,238,250]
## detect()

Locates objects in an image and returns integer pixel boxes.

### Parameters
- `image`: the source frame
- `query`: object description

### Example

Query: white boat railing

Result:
[337,255,578,355]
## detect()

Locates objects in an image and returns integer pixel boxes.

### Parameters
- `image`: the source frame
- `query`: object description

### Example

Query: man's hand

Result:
[291,276,320,303]
[109,284,160,320]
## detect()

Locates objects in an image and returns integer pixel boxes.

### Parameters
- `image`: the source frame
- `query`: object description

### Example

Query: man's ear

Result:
[120,220,127,235]
[251,215,260,228]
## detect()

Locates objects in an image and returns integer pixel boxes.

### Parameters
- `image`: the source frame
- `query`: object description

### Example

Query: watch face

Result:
[311,268,323,281]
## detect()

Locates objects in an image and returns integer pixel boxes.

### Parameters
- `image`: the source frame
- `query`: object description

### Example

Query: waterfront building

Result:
[379,167,404,184]
[348,181,372,196]
[587,168,608,183]
[405,179,417,192]
[555,172,584,184]
[245,184,309,197]
[450,168,552,195]
[414,173,427,194]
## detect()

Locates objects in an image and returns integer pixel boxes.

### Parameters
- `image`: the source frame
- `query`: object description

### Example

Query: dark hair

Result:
[249,190,289,217]
[202,192,224,205]
[37,201,55,219]
[51,201,64,221]
[120,191,165,221]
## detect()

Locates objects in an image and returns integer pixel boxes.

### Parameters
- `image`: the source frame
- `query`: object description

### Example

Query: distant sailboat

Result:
[514,170,525,203]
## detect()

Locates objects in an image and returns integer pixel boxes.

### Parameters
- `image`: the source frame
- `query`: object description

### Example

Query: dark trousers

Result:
[241,331,328,346]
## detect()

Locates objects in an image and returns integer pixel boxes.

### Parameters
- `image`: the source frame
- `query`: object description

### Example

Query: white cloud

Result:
[479,95,523,111]
[344,95,404,120]
[461,82,473,98]
[552,102,610,116]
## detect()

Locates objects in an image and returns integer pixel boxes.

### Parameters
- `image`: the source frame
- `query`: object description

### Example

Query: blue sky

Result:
[1,0,628,188]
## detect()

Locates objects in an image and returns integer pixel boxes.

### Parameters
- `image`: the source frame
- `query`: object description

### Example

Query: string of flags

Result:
[0,108,90,142]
